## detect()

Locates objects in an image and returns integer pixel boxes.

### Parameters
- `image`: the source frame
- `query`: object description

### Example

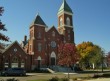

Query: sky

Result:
[0,0,110,53]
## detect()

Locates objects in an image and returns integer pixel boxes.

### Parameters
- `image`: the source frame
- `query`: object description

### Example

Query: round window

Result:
[51,41,56,48]
[14,48,17,52]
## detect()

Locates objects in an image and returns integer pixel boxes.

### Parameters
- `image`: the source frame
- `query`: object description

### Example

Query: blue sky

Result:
[0,0,110,53]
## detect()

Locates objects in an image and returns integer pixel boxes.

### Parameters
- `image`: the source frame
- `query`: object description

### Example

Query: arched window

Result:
[38,43,42,51]
[38,32,41,39]
[37,56,41,68]
[30,30,33,39]
[12,56,18,63]
[66,17,70,26]
[12,56,19,68]
[60,18,63,26]
[68,30,70,33]
[37,56,41,60]
[52,31,55,37]
[68,35,70,40]
[50,51,56,65]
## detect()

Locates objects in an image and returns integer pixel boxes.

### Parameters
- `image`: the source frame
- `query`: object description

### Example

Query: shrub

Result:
[6,78,19,81]
[61,78,69,81]
[93,74,101,78]
[48,76,59,81]
[103,73,110,77]
[72,77,77,81]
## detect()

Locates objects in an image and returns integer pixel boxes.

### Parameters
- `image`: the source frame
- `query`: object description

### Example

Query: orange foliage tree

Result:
[58,43,80,67]
[77,41,102,69]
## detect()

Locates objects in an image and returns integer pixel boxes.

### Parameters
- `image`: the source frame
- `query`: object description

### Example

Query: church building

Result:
[0,0,75,71]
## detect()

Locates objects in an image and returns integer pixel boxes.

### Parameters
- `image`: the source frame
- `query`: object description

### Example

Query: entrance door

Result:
[50,52,56,66]
[51,57,55,65]
[37,56,41,69]
[38,60,41,69]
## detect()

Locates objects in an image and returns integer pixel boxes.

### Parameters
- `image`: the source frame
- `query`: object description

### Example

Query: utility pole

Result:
[101,50,104,73]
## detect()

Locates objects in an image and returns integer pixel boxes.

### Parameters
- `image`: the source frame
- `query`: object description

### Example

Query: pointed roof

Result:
[58,0,73,14]
[46,25,60,34]
[2,41,27,54]
[31,13,46,26]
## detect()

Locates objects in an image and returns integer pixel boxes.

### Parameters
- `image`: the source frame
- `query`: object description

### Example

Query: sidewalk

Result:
[86,78,110,81]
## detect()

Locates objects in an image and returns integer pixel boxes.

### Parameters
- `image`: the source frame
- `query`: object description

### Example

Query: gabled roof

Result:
[46,25,60,34]
[58,0,73,14]
[2,41,27,54]
[31,14,46,26]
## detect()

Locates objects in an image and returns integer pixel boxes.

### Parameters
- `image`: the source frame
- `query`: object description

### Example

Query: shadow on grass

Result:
[93,73,110,78]
[0,75,34,77]
[76,70,110,74]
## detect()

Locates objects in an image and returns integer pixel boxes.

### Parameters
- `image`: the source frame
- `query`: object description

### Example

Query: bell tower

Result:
[58,0,74,43]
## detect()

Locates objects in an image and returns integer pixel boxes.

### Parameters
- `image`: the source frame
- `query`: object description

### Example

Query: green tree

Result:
[0,7,9,51]
[77,41,102,69]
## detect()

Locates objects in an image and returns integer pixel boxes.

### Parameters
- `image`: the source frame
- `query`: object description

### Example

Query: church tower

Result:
[58,0,74,43]
[29,14,47,69]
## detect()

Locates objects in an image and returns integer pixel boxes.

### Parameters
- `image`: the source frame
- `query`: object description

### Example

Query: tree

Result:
[58,43,80,78]
[58,43,79,66]
[77,41,102,69]
[0,7,9,50]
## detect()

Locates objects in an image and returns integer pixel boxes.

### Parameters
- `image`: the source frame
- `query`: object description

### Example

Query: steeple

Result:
[58,0,73,15]
[31,13,46,26]
[57,0,74,43]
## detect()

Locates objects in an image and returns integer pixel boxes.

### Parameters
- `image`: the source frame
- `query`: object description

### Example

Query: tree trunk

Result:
[68,67,70,79]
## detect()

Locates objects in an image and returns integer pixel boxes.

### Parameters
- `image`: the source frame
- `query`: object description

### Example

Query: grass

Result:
[28,79,48,81]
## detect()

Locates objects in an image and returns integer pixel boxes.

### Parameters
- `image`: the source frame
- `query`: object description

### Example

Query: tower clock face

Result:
[51,41,56,48]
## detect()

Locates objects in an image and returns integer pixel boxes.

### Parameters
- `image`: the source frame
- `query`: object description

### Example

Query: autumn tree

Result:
[58,43,80,78]
[77,41,103,69]
[0,7,9,50]
[58,43,79,66]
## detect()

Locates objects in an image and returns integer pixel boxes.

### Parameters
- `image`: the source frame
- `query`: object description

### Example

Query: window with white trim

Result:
[30,45,32,52]
[68,30,70,33]
[38,43,42,51]
[60,18,63,26]
[66,17,70,26]
[52,31,55,37]
[38,32,41,39]
[68,35,70,40]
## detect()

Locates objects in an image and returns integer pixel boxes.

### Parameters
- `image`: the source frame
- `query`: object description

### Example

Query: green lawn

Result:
[28,80,47,81]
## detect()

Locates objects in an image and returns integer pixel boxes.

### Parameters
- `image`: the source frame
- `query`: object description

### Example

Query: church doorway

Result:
[50,52,56,66]
[37,56,41,69]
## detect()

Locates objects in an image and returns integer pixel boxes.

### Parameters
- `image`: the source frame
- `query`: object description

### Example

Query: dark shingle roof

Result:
[31,14,46,26]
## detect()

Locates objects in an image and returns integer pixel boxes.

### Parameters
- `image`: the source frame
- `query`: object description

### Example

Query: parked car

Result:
[1,68,26,76]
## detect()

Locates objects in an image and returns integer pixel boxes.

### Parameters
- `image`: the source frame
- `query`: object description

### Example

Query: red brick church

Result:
[0,0,75,71]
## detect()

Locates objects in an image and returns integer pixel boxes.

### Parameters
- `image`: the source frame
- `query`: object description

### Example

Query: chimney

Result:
[24,35,27,42]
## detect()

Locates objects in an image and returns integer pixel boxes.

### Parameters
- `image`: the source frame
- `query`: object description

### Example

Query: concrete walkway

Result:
[69,78,110,81]
[86,78,110,81]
